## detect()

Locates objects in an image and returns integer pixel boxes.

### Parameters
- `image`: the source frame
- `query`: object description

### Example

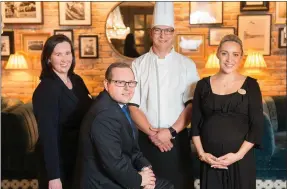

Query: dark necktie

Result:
[121,105,136,139]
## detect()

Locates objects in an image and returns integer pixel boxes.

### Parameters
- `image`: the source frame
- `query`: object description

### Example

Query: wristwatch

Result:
[168,127,177,139]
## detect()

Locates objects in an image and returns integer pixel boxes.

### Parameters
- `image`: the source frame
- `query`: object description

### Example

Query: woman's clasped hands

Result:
[199,152,242,169]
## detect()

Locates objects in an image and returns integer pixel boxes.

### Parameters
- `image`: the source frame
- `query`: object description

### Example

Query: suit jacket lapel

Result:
[101,90,137,141]
[56,75,78,105]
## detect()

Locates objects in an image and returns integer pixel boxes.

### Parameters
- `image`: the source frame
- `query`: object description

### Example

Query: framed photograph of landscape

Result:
[1,31,15,60]
[176,34,205,58]
[21,33,51,56]
[1,2,43,24]
[275,2,286,24]
[59,2,92,26]
[79,35,99,59]
[209,27,235,46]
[54,29,74,43]
[278,27,287,48]
[238,15,271,56]
[189,2,223,25]
[240,2,269,11]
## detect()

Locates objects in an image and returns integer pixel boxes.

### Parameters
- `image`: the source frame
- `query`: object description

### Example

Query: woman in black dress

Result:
[33,35,92,189]
[191,34,264,189]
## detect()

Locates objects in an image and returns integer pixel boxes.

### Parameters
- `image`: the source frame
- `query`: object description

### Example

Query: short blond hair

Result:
[217,34,244,55]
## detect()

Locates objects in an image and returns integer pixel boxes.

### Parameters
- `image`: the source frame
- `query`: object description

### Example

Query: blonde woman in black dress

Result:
[191,34,264,189]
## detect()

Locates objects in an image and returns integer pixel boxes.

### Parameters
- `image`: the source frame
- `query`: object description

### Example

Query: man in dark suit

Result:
[75,63,174,189]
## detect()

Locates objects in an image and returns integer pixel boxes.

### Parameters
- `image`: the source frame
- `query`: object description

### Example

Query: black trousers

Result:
[154,178,175,189]
[138,129,194,189]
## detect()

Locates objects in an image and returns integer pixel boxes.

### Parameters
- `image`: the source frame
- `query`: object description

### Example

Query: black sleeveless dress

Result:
[191,76,264,189]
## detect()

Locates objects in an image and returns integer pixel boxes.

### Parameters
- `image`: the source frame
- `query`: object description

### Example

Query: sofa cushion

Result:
[272,96,286,132]
[263,96,277,132]
[9,103,38,153]
[1,112,27,156]
[255,113,275,158]
[1,97,24,112]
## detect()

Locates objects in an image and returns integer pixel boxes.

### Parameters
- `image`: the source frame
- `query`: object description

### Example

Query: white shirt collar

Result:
[149,46,175,59]
[118,103,125,108]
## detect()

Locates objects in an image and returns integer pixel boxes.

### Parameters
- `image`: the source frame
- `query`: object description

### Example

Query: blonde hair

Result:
[217,34,244,55]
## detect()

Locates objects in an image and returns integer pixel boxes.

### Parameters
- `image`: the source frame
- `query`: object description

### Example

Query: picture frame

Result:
[238,14,271,56]
[175,34,205,58]
[275,2,286,24]
[240,2,269,12]
[1,2,43,24]
[209,27,235,46]
[21,33,51,56]
[189,2,223,25]
[59,2,92,26]
[79,35,99,59]
[278,27,287,48]
[54,29,74,43]
[1,31,15,60]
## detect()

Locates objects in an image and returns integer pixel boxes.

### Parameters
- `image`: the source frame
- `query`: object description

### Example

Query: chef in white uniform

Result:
[128,2,200,189]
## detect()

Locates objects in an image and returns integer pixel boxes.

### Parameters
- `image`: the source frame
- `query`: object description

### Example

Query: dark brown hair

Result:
[40,34,75,79]
[105,62,133,81]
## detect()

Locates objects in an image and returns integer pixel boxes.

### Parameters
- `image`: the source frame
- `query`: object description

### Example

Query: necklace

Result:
[63,77,69,84]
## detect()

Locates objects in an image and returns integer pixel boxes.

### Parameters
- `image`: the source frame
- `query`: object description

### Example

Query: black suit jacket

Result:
[33,72,92,182]
[75,90,150,189]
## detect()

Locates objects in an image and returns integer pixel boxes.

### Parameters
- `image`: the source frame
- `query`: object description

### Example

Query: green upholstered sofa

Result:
[1,97,39,188]
[1,96,286,189]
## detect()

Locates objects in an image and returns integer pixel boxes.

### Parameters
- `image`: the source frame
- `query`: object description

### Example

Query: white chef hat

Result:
[152,2,174,28]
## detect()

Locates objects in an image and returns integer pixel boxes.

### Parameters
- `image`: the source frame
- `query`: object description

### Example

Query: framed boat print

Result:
[21,33,51,56]
[275,2,287,24]
[240,2,269,11]
[189,2,223,25]
[59,2,92,26]
[278,27,287,48]
[1,2,43,24]
[238,15,271,55]
[1,31,15,60]
[79,35,99,59]
[209,27,235,46]
[54,29,74,43]
[176,34,205,58]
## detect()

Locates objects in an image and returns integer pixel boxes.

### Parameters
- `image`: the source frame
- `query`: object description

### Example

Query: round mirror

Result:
[106,2,154,59]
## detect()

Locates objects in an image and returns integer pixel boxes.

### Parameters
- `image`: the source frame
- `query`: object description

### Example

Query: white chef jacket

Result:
[130,48,200,129]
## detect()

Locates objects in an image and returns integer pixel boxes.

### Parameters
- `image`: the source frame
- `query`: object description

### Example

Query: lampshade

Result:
[5,53,28,69]
[106,7,130,41]
[205,53,220,68]
[244,52,267,68]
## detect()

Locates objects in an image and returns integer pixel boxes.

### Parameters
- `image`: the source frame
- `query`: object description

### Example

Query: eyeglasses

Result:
[109,80,138,88]
[152,27,174,35]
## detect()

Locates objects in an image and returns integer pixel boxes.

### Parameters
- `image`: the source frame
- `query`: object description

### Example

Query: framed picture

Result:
[21,33,51,55]
[59,2,92,26]
[238,15,271,56]
[189,2,223,25]
[176,34,205,58]
[54,29,74,43]
[1,2,43,24]
[79,35,99,59]
[278,27,287,48]
[1,31,15,60]
[240,2,269,11]
[275,2,286,24]
[209,27,235,46]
